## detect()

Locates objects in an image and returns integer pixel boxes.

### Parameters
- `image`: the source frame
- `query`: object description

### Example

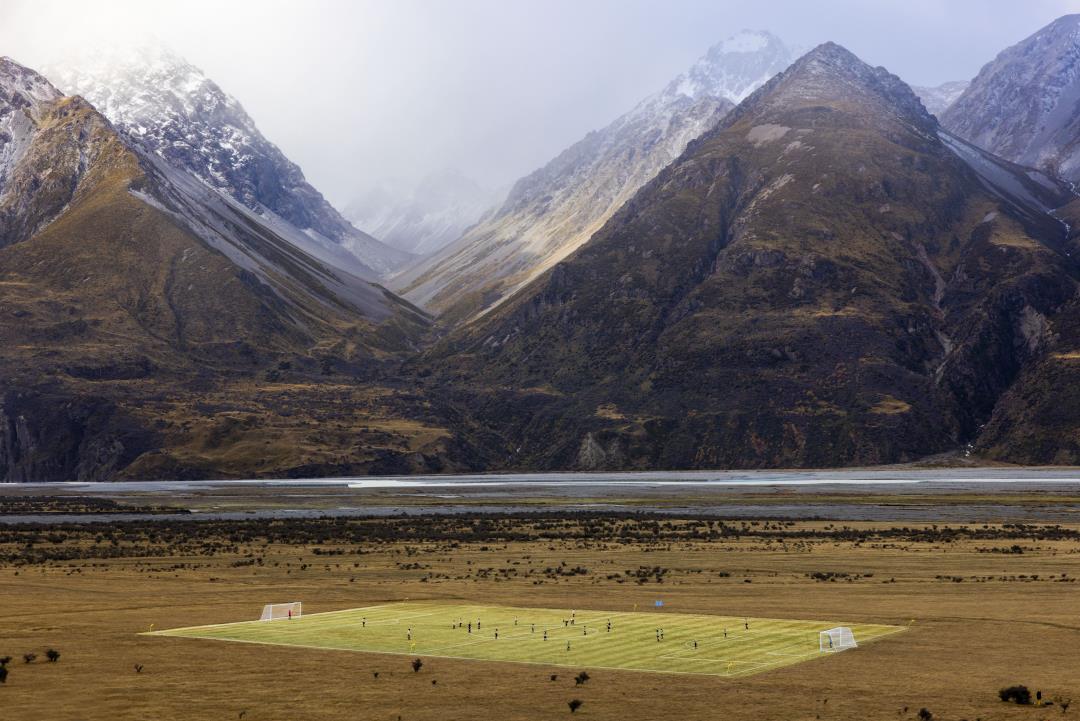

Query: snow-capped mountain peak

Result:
[392,30,794,319]
[45,44,411,279]
[669,30,793,103]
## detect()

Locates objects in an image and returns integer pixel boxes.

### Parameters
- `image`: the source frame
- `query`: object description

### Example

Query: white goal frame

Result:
[819,626,857,652]
[260,602,302,621]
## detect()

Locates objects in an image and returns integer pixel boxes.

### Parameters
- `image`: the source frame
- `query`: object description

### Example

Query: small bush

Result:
[1000,685,1032,705]
[918,709,933,721]
[134,664,144,674]
[411,658,423,673]
[568,699,583,713]
[0,656,10,667]
[46,650,60,663]
[22,653,35,664]
[574,671,590,686]
[550,674,558,681]
[0,666,7,684]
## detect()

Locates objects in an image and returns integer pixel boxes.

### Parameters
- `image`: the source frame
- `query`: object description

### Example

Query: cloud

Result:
[3,0,1078,207]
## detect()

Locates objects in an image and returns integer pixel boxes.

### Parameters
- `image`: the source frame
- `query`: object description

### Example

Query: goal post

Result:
[260,602,302,621]
[819,626,856,652]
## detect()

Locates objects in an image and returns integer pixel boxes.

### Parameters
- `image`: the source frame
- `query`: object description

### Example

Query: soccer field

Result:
[151,601,905,677]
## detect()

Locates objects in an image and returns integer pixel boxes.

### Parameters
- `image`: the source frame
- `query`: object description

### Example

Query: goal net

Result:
[259,602,302,621]
[819,626,856,652]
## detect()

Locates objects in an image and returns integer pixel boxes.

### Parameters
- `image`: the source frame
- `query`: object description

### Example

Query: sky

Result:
[2,0,1079,207]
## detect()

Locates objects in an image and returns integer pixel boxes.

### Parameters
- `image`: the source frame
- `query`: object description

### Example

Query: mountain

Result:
[345,170,499,256]
[912,80,968,116]
[422,42,1079,471]
[942,15,1080,183]
[0,57,472,483]
[392,30,794,323]
[46,45,411,279]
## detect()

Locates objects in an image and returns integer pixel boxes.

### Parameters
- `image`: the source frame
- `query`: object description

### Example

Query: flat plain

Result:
[1,510,1079,720]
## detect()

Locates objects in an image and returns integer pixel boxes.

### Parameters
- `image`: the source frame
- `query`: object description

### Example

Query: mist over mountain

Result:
[345,170,500,256]
[392,30,794,323]
[7,8,1080,480]
[47,46,411,279]
[0,56,450,482]
[912,80,969,116]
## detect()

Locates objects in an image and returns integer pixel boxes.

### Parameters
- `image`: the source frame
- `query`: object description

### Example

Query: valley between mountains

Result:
[5,21,1080,481]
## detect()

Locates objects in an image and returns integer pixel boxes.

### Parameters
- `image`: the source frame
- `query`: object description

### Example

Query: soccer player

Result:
[288,609,292,620]
[606,620,611,633]
[723,628,727,639]
[468,622,472,634]
[744,619,749,630]
[531,624,535,633]
[543,630,548,641]
[362,617,367,628]
[407,628,412,641]
[566,641,571,652]
[693,640,698,650]
[495,629,499,640]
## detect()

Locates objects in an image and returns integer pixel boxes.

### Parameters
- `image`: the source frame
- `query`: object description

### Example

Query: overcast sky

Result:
[2,0,1079,206]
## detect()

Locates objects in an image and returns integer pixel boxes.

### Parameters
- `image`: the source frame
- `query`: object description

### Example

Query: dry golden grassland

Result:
[1,515,1078,720]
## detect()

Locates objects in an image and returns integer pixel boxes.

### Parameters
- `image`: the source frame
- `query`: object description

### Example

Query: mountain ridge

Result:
[391,31,794,323]
[47,45,412,279]
[421,41,1080,470]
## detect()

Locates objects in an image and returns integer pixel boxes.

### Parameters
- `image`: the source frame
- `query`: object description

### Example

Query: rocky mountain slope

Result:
[942,14,1080,183]
[0,57,475,482]
[912,80,968,116]
[392,31,794,323]
[47,46,411,279]
[424,43,1079,471]
[346,170,498,256]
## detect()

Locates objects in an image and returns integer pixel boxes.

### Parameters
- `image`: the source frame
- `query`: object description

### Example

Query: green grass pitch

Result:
[151,601,905,677]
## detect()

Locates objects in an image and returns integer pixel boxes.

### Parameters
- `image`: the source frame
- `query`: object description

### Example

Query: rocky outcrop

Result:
[0,389,152,482]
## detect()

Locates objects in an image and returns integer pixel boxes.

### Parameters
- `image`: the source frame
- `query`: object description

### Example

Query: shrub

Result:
[134,664,144,673]
[411,658,423,673]
[550,674,558,681]
[918,709,933,721]
[999,685,1032,705]
[568,699,583,713]
[22,653,35,664]
[46,650,60,663]
[574,671,590,685]
[0,656,10,667]
[0,666,7,684]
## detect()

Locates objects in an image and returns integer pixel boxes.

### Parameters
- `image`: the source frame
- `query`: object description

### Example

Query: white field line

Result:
[149,600,904,636]
[146,631,797,678]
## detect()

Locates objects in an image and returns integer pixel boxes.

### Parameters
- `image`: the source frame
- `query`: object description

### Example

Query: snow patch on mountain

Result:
[0,57,61,193]
[942,14,1080,183]
[392,31,794,318]
[670,30,793,103]
[46,45,410,278]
